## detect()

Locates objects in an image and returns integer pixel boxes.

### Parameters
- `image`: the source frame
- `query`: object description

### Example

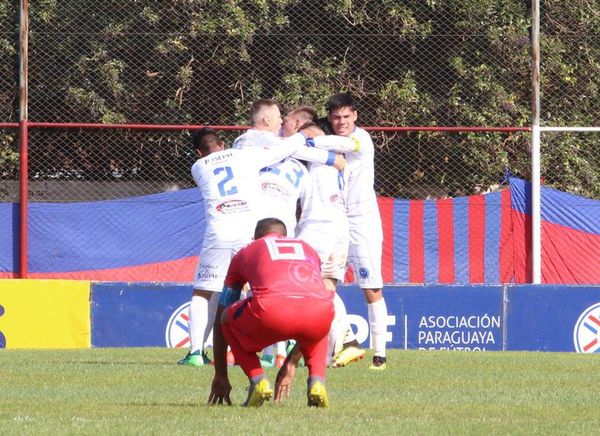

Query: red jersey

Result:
[224,233,331,301]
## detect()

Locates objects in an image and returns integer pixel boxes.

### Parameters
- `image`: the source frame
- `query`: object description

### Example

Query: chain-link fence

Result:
[1,0,599,282]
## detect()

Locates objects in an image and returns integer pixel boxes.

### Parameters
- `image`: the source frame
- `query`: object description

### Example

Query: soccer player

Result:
[232,101,314,367]
[232,101,352,368]
[208,218,334,408]
[326,92,389,370]
[281,118,363,366]
[177,127,345,367]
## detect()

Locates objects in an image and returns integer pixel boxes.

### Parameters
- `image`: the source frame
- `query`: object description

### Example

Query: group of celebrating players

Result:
[179,93,389,408]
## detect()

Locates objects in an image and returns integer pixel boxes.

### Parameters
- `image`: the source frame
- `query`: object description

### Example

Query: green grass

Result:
[1,349,599,435]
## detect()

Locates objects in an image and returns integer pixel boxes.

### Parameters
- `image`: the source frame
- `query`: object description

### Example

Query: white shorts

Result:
[296,225,349,283]
[192,234,250,292]
[347,220,383,289]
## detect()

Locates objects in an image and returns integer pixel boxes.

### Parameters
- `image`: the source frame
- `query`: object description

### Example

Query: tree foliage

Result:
[0,0,599,198]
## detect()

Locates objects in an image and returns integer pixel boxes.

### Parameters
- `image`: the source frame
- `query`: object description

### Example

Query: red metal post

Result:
[19,121,28,277]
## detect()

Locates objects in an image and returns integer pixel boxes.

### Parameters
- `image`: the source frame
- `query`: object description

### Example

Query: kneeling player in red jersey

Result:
[208,218,334,408]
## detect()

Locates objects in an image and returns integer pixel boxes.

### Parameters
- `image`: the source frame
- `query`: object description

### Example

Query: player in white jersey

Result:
[232,102,322,367]
[232,102,317,238]
[281,111,364,369]
[326,92,389,370]
[178,127,345,367]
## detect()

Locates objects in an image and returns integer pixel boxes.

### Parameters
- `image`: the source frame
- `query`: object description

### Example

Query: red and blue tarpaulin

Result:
[1,178,599,284]
[0,189,205,281]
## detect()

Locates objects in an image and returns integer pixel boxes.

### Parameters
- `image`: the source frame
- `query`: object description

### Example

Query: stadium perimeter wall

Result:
[1,280,600,353]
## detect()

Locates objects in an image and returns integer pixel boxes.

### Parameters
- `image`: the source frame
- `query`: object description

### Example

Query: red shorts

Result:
[224,295,334,352]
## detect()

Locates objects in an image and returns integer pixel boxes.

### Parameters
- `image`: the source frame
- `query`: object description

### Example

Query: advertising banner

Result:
[91,282,191,347]
[0,279,91,348]
[339,285,504,351]
[506,285,600,352]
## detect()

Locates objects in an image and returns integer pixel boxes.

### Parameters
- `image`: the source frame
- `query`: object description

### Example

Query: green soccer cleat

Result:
[369,355,387,371]
[177,350,212,367]
[242,379,273,407]
[307,380,330,408]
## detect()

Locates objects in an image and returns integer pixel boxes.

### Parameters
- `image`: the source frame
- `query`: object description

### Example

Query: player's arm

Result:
[274,342,302,402]
[208,283,242,406]
[307,135,361,153]
[254,133,344,171]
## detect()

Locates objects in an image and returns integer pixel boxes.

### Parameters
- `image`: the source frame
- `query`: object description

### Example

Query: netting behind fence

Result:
[1,1,600,283]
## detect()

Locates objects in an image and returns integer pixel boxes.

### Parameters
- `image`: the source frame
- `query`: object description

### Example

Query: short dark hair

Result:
[316,116,334,134]
[191,127,220,153]
[254,217,287,239]
[326,92,358,113]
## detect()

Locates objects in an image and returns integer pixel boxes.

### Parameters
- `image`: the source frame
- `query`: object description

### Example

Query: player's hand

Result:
[274,360,297,402]
[208,375,232,406]
[333,153,346,171]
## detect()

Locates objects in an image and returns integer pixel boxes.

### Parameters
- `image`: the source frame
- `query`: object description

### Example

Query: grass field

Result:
[1,348,599,435]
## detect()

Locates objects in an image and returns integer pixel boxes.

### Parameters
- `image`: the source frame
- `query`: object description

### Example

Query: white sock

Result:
[189,295,209,353]
[327,292,349,362]
[368,298,388,358]
[202,292,220,347]
[275,341,286,356]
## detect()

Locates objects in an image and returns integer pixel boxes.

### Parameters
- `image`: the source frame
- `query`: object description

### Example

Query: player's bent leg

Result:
[298,335,330,408]
[220,318,264,381]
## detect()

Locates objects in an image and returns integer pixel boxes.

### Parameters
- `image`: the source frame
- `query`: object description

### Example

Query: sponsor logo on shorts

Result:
[196,262,218,280]
[197,271,218,280]
[165,302,191,348]
[359,267,370,279]
[261,182,289,198]
[216,199,249,213]
[573,302,600,353]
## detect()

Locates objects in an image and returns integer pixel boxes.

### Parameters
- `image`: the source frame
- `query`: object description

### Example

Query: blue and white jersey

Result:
[257,158,309,236]
[296,161,349,240]
[191,139,307,241]
[233,129,331,236]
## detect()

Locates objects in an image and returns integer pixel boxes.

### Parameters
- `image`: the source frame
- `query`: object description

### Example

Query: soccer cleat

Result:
[307,381,330,408]
[177,350,212,367]
[275,354,286,368]
[242,379,273,407]
[369,355,387,370]
[331,343,365,368]
[260,354,275,368]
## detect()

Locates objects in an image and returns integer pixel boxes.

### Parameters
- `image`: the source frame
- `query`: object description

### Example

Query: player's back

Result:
[233,128,309,235]
[229,236,330,301]
[191,148,261,239]
[297,162,348,235]
[258,158,308,235]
